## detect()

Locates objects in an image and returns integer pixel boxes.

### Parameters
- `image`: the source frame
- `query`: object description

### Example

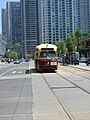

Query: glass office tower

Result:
[1,9,7,38]
[6,2,21,49]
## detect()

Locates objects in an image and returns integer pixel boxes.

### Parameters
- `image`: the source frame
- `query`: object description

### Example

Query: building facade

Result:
[1,9,7,38]
[21,0,39,58]
[88,0,90,32]
[0,34,7,55]
[39,0,90,43]
[79,0,89,34]
[38,0,75,44]
[1,0,90,57]
[6,2,21,49]
[73,0,81,31]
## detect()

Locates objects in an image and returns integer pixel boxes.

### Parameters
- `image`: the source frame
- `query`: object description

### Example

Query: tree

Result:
[55,41,66,55]
[66,34,75,53]
[3,51,9,58]
[9,51,18,60]
[11,42,22,53]
[75,29,82,51]
[3,50,18,61]
[27,53,33,59]
[86,32,90,38]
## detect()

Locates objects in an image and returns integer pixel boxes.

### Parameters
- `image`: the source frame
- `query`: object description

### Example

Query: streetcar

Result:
[34,44,58,71]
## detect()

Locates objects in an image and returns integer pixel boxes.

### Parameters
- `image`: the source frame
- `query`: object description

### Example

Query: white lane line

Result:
[0,66,17,77]
[19,71,22,74]
[12,71,16,74]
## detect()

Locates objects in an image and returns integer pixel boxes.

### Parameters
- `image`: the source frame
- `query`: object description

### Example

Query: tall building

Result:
[1,9,7,38]
[21,0,38,58]
[73,0,81,31]
[88,0,90,32]
[38,0,75,44]
[2,0,89,57]
[0,34,7,55]
[79,0,89,34]
[6,2,21,49]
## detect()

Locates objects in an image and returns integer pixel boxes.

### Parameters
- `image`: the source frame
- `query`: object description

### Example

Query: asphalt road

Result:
[0,61,90,120]
[0,62,33,120]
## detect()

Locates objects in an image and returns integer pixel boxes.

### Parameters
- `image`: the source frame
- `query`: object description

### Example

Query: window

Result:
[40,51,56,58]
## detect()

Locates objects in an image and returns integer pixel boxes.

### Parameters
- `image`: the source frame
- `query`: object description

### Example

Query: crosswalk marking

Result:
[12,71,22,74]
[19,71,22,74]
[12,71,16,74]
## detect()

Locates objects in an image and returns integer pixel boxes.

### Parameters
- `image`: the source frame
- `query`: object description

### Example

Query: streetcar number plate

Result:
[51,62,57,65]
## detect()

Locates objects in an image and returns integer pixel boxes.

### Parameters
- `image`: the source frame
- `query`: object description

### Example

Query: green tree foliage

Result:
[27,53,33,59]
[11,42,22,53]
[3,51,9,58]
[86,32,90,38]
[4,51,18,60]
[55,41,66,55]
[56,29,89,57]
[66,34,75,53]
[9,51,18,60]
[75,29,82,51]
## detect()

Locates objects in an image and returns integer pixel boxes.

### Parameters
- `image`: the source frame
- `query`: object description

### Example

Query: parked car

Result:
[14,59,20,64]
[79,57,87,63]
[25,58,29,62]
[86,58,90,65]
[1,58,6,62]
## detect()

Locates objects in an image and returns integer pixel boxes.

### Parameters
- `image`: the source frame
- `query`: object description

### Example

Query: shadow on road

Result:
[25,68,57,74]
[25,69,31,74]
[29,68,56,73]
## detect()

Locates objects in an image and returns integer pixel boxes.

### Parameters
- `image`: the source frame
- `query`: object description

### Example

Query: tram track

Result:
[30,60,90,120]
[41,73,75,120]
[57,66,90,94]
[56,73,90,94]
[58,65,90,80]
[30,66,76,120]
[39,70,90,120]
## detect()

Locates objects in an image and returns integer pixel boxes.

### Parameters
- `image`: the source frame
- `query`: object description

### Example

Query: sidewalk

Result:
[69,64,90,71]
[0,61,7,64]
[58,63,90,71]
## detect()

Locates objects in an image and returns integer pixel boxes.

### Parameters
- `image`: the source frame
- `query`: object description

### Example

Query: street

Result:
[0,61,90,120]
[0,62,32,120]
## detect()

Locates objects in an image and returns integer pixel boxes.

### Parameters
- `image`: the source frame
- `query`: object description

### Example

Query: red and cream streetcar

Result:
[34,44,58,72]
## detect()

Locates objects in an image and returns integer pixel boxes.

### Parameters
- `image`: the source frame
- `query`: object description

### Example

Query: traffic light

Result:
[86,38,90,47]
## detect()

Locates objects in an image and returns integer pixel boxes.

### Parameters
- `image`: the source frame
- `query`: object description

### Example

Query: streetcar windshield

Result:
[40,51,56,58]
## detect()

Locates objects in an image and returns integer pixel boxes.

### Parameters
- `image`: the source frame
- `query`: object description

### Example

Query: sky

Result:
[0,0,20,34]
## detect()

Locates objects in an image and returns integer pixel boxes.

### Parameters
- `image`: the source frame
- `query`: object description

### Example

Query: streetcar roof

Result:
[36,44,57,51]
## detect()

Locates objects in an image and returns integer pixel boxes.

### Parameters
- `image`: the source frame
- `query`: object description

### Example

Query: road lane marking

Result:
[0,66,17,77]
[0,74,31,80]
[12,71,16,74]
[19,71,22,74]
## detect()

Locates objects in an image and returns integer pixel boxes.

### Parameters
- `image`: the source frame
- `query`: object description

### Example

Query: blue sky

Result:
[0,0,20,34]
